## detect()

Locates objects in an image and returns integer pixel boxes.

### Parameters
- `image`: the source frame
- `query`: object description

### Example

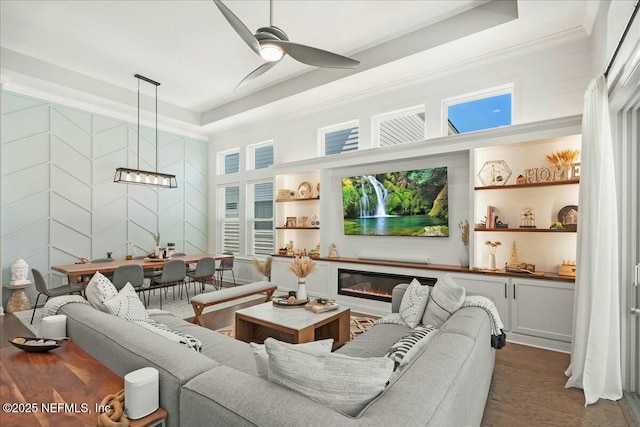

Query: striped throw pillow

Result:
[386,325,437,368]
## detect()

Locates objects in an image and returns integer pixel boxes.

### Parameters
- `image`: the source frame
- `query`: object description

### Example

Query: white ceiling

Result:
[0,1,595,137]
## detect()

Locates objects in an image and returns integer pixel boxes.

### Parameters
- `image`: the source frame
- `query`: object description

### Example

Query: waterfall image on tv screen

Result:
[341,167,448,237]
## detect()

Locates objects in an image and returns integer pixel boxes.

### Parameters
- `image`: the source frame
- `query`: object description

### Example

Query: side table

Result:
[4,282,32,313]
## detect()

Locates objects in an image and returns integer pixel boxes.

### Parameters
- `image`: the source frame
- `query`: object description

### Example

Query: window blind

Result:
[325,127,359,155]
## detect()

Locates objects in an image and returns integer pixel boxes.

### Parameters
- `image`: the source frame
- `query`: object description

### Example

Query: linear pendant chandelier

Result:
[114,74,177,189]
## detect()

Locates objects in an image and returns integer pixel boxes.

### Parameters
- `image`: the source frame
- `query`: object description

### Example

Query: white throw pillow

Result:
[85,271,118,313]
[398,278,430,328]
[251,339,334,378]
[265,338,394,417]
[103,283,149,322]
[422,274,465,328]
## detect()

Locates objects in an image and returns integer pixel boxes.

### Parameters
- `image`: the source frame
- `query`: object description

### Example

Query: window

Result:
[247,141,274,170]
[218,149,240,175]
[444,85,513,135]
[373,106,425,147]
[248,181,274,256]
[219,185,240,253]
[319,120,359,156]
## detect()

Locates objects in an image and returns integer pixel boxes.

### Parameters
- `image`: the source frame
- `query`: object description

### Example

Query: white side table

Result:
[4,282,32,313]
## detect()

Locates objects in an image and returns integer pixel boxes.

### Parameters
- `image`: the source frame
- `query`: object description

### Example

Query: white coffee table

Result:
[235,301,351,350]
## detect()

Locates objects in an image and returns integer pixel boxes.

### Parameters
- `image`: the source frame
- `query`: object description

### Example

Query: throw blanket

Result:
[43,295,91,317]
[376,295,507,349]
[135,319,203,352]
[461,295,507,349]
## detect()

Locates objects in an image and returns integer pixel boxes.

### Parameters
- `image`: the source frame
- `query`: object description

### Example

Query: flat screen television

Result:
[341,167,448,237]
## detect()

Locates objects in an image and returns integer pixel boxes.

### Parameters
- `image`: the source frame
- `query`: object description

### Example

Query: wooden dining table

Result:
[51,253,232,284]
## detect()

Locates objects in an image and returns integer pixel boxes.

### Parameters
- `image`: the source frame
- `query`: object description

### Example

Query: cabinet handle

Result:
[513,283,516,299]
[504,282,507,298]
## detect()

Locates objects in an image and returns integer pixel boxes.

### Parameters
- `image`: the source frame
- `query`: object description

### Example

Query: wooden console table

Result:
[0,339,166,426]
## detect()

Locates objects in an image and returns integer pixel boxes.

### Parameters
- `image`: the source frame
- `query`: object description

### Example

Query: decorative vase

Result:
[489,253,497,270]
[297,278,308,301]
[459,246,469,268]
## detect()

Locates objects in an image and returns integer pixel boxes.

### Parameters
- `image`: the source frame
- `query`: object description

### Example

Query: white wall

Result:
[209,36,592,278]
[1,91,209,306]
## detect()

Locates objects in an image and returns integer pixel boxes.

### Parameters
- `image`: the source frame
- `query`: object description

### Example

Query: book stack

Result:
[304,300,340,313]
[486,206,496,229]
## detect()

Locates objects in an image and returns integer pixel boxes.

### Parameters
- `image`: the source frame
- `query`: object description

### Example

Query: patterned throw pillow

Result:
[398,278,430,328]
[103,283,149,322]
[386,325,437,368]
[85,271,119,313]
[422,274,465,328]
[265,338,394,417]
[251,339,334,377]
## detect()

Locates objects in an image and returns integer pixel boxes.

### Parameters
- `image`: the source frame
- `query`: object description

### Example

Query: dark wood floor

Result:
[2,298,638,426]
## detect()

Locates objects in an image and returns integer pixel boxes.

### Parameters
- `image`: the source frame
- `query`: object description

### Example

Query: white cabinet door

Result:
[511,278,574,342]
[449,273,510,331]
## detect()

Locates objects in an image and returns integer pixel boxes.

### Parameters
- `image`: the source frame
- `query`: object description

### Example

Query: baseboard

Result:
[506,332,571,353]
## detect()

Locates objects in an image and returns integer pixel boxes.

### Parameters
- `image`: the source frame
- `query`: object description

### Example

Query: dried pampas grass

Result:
[252,256,272,277]
[287,256,316,278]
[546,149,580,168]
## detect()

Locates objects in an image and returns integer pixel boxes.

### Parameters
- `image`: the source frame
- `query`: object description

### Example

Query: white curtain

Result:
[565,74,622,405]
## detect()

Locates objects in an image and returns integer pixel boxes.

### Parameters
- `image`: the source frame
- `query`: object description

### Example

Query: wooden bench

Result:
[190,281,277,326]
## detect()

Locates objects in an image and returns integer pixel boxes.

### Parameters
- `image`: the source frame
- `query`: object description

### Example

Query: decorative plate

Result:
[297,182,313,199]
[558,205,578,230]
[273,297,309,307]
[9,337,67,353]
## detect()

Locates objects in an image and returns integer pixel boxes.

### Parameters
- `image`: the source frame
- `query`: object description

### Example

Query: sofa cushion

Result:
[149,311,259,376]
[85,271,118,313]
[336,323,411,358]
[386,325,437,368]
[422,274,465,327]
[103,283,149,322]
[265,337,394,417]
[251,339,333,377]
[399,278,430,328]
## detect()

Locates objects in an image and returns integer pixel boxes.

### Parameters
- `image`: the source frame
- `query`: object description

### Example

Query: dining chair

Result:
[215,252,236,287]
[150,259,187,309]
[30,268,84,324]
[186,257,217,295]
[133,255,162,280]
[112,264,147,306]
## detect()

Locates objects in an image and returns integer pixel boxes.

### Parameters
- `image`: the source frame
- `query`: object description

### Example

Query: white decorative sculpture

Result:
[10,259,31,285]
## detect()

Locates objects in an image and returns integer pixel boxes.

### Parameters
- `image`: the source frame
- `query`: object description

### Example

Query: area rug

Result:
[215,314,377,340]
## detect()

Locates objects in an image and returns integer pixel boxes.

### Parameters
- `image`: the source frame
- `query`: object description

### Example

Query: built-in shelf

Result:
[474,179,579,191]
[475,228,576,233]
[275,227,320,230]
[275,197,320,203]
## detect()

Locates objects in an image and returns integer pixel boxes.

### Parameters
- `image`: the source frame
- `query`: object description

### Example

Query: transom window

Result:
[318,120,359,156]
[217,149,240,175]
[247,140,274,170]
[373,105,425,147]
[444,85,513,135]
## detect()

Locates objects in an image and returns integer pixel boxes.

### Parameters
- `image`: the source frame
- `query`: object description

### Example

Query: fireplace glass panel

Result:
[338,269,436,302]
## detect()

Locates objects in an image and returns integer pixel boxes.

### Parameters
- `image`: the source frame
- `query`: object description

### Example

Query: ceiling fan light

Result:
[260,44,283,61]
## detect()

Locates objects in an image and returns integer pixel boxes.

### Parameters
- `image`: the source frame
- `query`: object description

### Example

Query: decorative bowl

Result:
[8,337,67,353]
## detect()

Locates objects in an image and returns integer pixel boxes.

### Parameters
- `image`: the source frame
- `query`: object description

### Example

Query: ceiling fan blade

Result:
[213,0,260,55]
[269,40,359,69]
[236,61,280,89]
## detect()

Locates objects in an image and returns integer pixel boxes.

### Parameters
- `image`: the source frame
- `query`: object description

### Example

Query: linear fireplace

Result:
[338,269,437,303]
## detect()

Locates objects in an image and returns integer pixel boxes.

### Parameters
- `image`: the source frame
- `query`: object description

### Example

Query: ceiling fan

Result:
[213,0,360,88]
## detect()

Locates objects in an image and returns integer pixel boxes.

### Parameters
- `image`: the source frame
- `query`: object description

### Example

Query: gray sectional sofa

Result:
[58,283,495,426]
